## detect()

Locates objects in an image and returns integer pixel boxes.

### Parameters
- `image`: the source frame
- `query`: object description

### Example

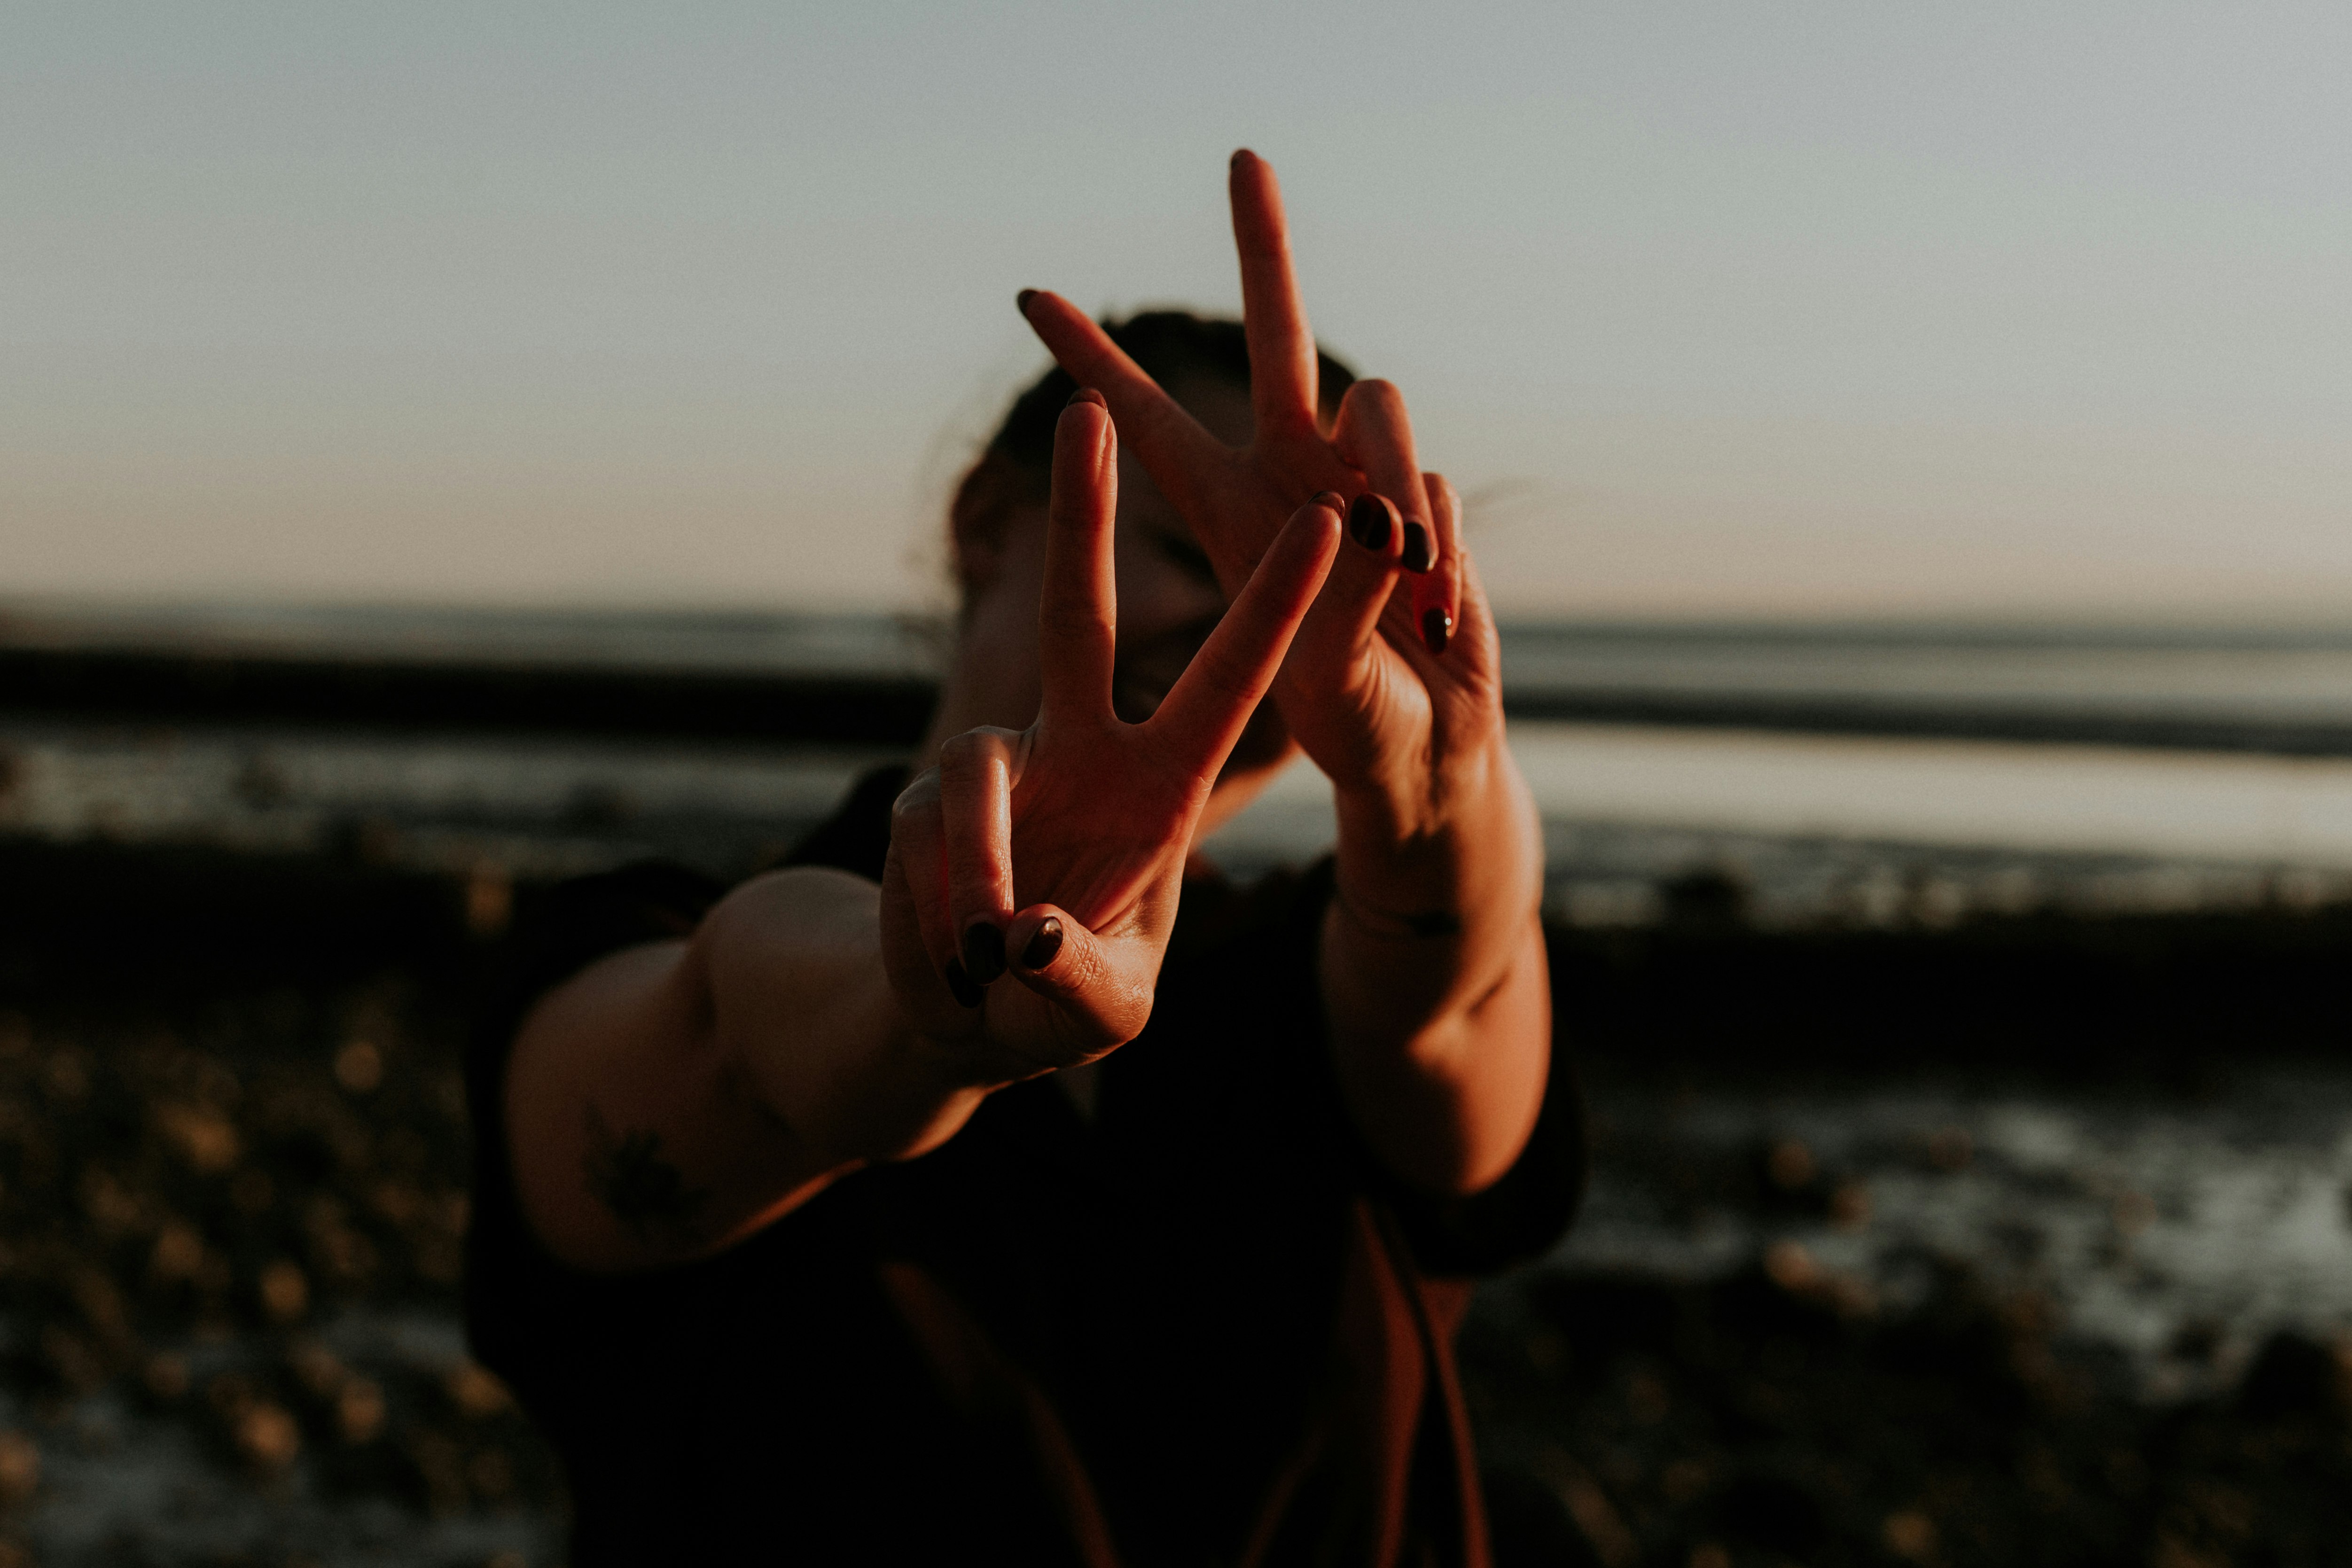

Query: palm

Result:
[1006,729,1211,930]
[880,397,1339,1081]
[1018,151,1505,811]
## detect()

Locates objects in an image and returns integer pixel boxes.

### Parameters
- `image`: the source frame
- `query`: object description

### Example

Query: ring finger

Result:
[1329,380,1447,655]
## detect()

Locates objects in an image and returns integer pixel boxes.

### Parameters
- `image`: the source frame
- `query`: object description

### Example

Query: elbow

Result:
[1410,1055,1548,1198]
[1341,937,1553,1198]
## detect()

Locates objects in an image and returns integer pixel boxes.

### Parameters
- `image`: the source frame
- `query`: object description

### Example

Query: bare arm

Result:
[1320,717,1549,1197]
[505,867,981,1273]
[1306,459,1548,1199]
[1020,151,1551,1199]
[502,397,1341,1273]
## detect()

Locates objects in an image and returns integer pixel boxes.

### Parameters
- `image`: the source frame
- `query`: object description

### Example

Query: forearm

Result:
[507,868,988,1273]
[701,868,997,1170]
[1319,733,1552,1195]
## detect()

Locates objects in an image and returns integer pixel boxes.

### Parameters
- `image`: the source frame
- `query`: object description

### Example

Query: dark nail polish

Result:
[945,959,984,1009]
[1066,387,1106,410]
[961,921,1006,985]
[1017,289,1038,313]
[1421,607,1452,656]
[1022,917,1064,971]
[1347,494,1393,553]
[1401,522,1434,573]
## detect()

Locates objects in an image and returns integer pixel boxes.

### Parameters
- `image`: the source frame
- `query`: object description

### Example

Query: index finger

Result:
[1228,149,1320,442]
[1038,393,1117,720]
[1149,498,1341,769]
[1017,290,1230,516]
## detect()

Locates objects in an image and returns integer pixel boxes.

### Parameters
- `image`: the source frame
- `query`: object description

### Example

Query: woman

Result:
[466,152,1580,1565]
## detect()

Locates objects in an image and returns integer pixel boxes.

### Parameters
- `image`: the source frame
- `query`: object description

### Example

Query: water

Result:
[9,604,2352,1556]
[1499,621,2352,733]
[15,600,2352,747]
[0,601,945,679]
[0,718,893,883]
[1212,724,2352,922]
[18,599,2352,913]
[12,717,2352,925]
[1557,1068,2352,1403]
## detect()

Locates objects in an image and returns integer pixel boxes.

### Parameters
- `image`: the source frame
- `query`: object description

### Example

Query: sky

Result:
[5,2,2349,621]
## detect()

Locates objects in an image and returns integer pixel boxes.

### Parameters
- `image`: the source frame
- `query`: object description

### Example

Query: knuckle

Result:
[1053,931,1107,995]
[942,726,1019,766]
[938,732,1007,788]
[890,773,940,826]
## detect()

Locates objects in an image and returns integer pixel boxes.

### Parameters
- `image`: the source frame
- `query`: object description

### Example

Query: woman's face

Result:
[1104,376,1297,819]
[975,373,1297,827]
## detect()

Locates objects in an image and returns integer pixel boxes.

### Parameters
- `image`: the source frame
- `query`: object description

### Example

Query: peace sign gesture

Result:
[881,390,1341,1081]
[1017,152,1507,843]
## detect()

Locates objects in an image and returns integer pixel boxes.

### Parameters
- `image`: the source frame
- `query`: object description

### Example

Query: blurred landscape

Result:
[2,602,2350,1565]
[13,4,2349,1560]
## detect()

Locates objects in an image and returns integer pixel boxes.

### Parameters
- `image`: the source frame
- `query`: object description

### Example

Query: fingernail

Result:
[1066,387,1106,410]
[1021,917,1064,970]
[1421,607,1453,656]
[1310,489,1345,516]
[1347,494,1393,553]
[1401,522,1434,573]
[1017,289,1038,313]
[961,920,1006,985]
[945,959,984,1009]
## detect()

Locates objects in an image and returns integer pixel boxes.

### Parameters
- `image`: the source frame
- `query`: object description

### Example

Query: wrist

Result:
[1330,735,1540,931]
[1329,724,1516,851]
[899,1013,1011,1094]
[837,1019,997,1164]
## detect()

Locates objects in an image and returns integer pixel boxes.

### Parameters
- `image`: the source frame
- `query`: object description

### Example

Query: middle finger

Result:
[1227,149,1321,443]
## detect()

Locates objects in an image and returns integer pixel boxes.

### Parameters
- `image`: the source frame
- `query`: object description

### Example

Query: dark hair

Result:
[984,310,1356,487]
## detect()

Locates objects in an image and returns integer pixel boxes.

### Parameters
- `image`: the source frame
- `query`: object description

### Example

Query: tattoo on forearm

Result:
[583,1104,709,1246]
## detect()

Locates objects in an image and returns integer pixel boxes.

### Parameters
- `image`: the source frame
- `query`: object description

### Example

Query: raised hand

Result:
[1016,152,1507,840]
[1020,155,1549,1200]
[881,391,1341,1082]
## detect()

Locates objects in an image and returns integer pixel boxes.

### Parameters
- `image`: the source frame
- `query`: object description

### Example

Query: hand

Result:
[1017,151,1508,842]
[1018,159,1550,1200]
[881,391,1341,1082]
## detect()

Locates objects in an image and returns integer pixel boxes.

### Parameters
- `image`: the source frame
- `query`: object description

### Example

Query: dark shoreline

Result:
[18,604,2352,756]
[12,834,2349,1072]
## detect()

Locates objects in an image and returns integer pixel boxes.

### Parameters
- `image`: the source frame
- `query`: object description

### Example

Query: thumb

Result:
[1002,904,1151,1052]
